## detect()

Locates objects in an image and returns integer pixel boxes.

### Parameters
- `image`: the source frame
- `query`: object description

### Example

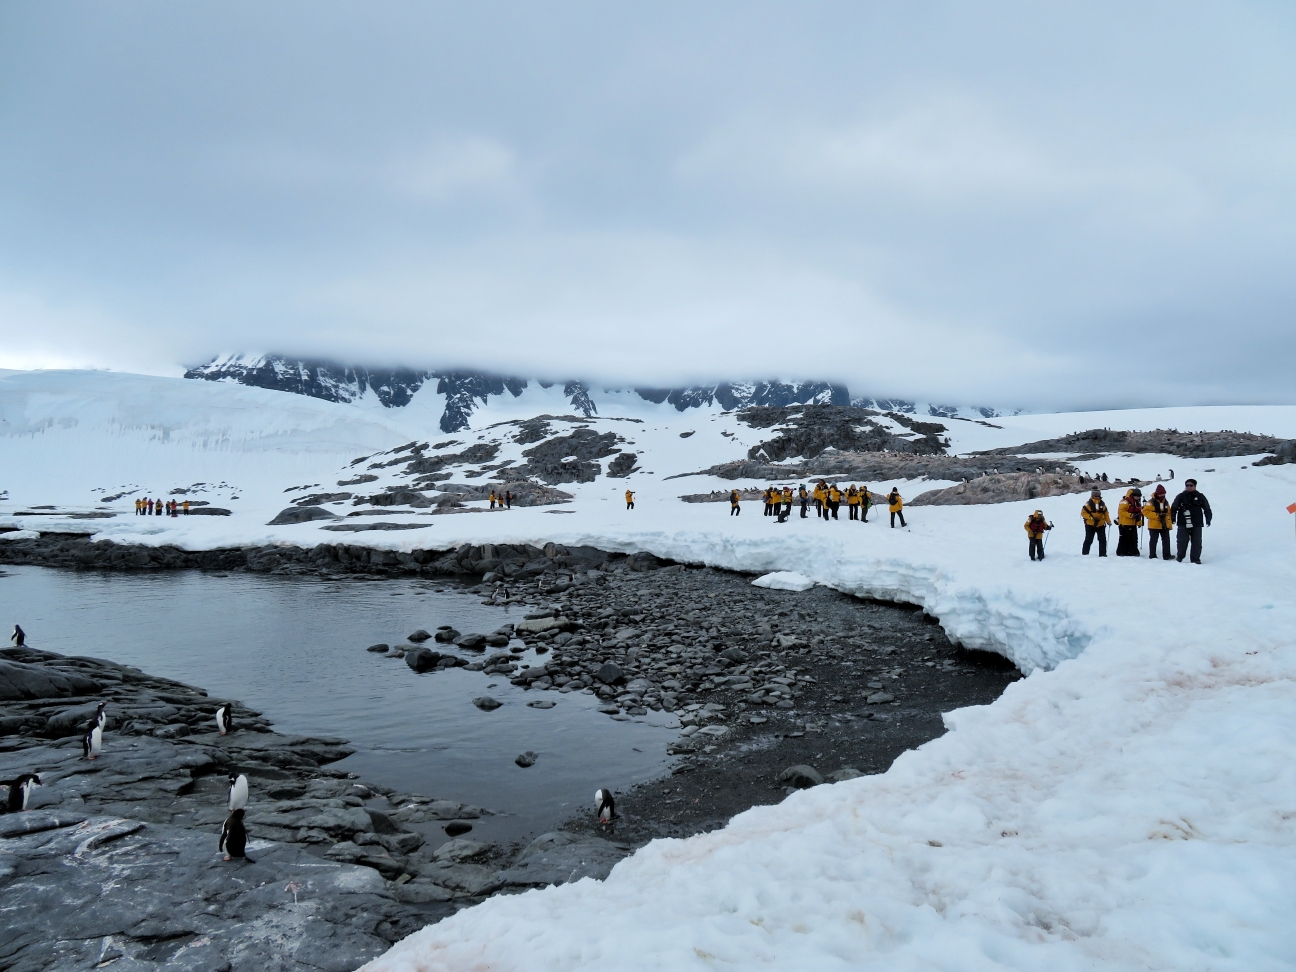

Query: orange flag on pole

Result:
[1288,503,1296,514]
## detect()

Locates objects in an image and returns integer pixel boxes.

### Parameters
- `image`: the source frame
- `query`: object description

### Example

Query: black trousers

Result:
[830,502,839,520]
[800,500,808,518]
[1116,525,1140,556]
[1083,525,1107,556]
[1148,528,1170,559]
[731,505,740,516]
[626,501,633,509]
[764,503,772,516]
[1029,537,1044,560]
[848,504,858,520]
[861,504,869,522]
[890,510,906,527]
[1176,524,1203,563]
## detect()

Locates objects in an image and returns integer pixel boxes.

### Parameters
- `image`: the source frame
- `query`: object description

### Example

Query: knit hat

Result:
[1154,484,1166,495]
[1090,489,1102,497]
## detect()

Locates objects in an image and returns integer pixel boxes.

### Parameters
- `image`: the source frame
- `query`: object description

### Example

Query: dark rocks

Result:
[0,658,100,701]
[405,647,442,673]
[719,647,749,663]
[595,661,625,685]
[606,452,638,478]
[454,632,487,649]
[434,627,461,643]
[826,767,864,783]
[778,764,824,788]
[443,820,473,837]
[407,629,433,642]
[515,751,538,768]
[866,691,896,704]
[472,697,502,711]
[267,505,339,525]
[527,699,557,709]
[495,831,632,888]
[365,643,390,653]
[626,551,663,572]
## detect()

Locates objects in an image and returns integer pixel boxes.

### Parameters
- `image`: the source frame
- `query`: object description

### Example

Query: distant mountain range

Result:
[185,354,1009,433]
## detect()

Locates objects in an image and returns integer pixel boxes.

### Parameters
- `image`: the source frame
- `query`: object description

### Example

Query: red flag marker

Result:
[1288,503,1296,514]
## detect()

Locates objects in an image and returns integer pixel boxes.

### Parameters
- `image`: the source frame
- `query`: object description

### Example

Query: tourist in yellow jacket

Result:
[1081,489,1111,556]
[888,488,906,528]
[1142,484,1172,560]
[827,485,842,520]
[846,485,861,520]
[798,485,809,519]
[777,486,793,523]
[860,485,872,523]
[625,489,635,510]
[1116,488,1144,557]
[1024,510,1052,561]
[812,483,827,520]
[729,489,741,516]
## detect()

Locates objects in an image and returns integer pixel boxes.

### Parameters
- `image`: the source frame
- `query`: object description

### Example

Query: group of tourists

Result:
[1031,478,1213,563]
[730,484,909,528]
[487,490,514,510]
[135,497,189,516]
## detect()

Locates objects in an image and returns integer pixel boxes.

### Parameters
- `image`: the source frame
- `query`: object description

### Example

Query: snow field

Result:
[3,371,1296,968]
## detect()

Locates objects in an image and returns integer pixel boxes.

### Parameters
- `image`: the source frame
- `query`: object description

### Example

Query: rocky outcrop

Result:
[673,453,1076,484]
[977,428,1289,459]
[185,354,431,407]
[633,380,849,412]
[521,428,622,484]
[910,473,1150,507]
[740,405,948,461]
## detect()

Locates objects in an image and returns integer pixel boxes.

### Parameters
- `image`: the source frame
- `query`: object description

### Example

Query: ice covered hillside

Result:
[4,370,1296,969]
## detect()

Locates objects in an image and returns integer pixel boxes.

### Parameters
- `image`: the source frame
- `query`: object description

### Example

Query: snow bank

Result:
[751,570,816,591]
[4,371,1296,968]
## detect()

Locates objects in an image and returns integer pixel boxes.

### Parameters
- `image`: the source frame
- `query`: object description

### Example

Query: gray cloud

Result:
[1,1,1294,410]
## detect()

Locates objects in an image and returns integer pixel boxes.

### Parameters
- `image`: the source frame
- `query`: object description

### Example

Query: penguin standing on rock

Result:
[82,720,102,761]
[594,788,616,826]
[10,624,25,647]
[227,772,248,811]
[215,703,233,736]
[94,701,107,731]
[219,808,250,861]
[3,773,41,812]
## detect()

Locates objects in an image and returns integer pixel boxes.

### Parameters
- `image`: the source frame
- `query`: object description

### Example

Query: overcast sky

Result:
[1,2,1293,410]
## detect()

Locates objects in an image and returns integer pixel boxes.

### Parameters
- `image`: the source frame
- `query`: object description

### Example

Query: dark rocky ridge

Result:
[739,405,950,461]
[675,453,1077,484]
[976,428,1291,459]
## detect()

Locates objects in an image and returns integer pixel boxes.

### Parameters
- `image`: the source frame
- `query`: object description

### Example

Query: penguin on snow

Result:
[82,719,102,761]
[220,808,250,861]
[3,773,41,812]
[215,703,233,736]
[228,771,248,811]
[594,788,616,826]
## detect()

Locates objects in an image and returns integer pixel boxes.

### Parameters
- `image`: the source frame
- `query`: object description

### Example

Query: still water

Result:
[0,565,675,844]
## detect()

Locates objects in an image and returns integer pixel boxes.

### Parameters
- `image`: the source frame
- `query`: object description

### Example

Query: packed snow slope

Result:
[4,370,1296,969]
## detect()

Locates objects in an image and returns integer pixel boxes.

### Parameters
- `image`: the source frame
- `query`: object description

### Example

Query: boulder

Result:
[365,643,390,653]
[826,767,865,783]
[778,764,824,789]
[407,630,433,643]
[626,551,663,572]
[454,633,487,649]
[595,661,625,685]
[515,751,538,768]
[443,821,473,837]
[0,660,99,701]
[432,838,488,863]
[405,648,442,673]
[472,697,502,711]
[496,831,632,888]
[267,505,338,525]
[866,691,896,704]
[434,627,461,643]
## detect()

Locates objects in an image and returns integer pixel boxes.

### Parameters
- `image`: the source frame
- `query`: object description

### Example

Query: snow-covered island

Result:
[3,367,1295,971]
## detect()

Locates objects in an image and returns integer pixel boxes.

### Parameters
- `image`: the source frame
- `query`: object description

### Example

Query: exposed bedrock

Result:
[977,427,1290,459]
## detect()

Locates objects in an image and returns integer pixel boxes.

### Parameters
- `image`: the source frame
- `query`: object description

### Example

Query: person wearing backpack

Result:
[1081,489,1111,556]
[1142,485,1172,560]
[887,488,906,528]
[1170,479,1212,564]
[1116,488,1144,557]
[1024,510,1052,561]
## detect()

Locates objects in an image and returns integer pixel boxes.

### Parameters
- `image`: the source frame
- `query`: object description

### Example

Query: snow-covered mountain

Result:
[185,354,1011,433]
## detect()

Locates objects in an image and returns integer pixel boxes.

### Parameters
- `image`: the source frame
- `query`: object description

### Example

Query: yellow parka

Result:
[860,487,872,507]
[828,487,842,503]
[1117,492,1144,527]
[781,487,793,504]
[1142,497,1172,531]
[1081,497,1111,527]
[812,485,826,504]
[729,490,740,507]
[888,490,903,512]
[1024,514,1051,539]
[846,486,860,505]
[625,490,634,503]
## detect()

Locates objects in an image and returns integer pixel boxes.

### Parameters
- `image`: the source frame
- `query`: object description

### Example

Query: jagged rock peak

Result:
[634,381,850,412]
[185,354,431,407]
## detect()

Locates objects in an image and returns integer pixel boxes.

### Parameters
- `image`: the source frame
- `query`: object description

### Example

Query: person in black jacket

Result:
[1170,479,1212,564]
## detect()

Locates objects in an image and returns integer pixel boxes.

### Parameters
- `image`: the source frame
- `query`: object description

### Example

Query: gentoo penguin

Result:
[219,808,250,861]
[93,701,107,731]
[3,773,41,812]
[82,720,102,761]
[227,772,248,811]
[594,788,616,825]
[10,624,24,647]
[215,703,233,736]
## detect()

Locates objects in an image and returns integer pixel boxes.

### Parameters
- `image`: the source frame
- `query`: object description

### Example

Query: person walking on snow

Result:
[828,484,842,520]
[183,500,190,515]
[11,624,24,647]
[860,485,872,523]
[625,490,635,510]
[1171,479,1212,564]
[846,485,860,520]
[811,482,825,519]
[1116,488,1144,556]
[762,487,774,517]
[1024,510,1052,561]
[1142,485,1172,560]
[798,485,809,519]
[1081,489,1111,556]
[729,490,741,516]
[888,488,906,528]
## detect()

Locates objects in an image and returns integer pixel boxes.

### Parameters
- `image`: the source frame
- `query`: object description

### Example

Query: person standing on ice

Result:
[762,487,772,517]
[505,491,513,509]
[183,500,190,515]
[888,488,906,528]
[798,484,809,519]
[1116,488,1144,556]
[729,490,741,516]
[846,485,860,520]
[812,482,826,519]
[860,485,872,522]
[1142,485,1172,560]
[777,487,793,523]
[828,484,842,520]
[1081,489,1111,556]
[1024,510,1052,561]
[625,490,634,510]
[1171,479,1212,564]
